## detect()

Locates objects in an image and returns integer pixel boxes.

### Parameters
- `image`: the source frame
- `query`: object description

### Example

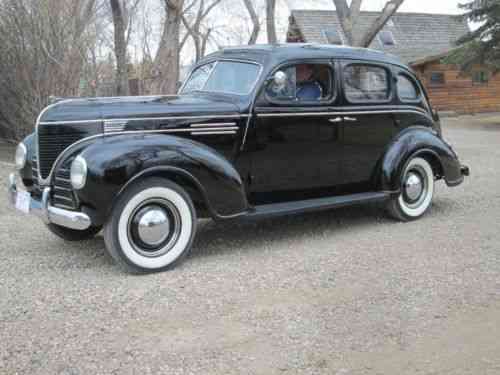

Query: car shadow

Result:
[52,197,459,272]
[188,203,391,260]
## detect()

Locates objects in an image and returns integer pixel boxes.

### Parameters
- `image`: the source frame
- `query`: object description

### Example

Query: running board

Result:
[244,192,390,220]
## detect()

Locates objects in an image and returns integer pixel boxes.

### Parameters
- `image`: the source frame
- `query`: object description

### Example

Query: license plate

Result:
[15,190,31,214]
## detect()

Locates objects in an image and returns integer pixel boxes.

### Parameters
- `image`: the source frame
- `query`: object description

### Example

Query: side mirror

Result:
[273,71,288,86]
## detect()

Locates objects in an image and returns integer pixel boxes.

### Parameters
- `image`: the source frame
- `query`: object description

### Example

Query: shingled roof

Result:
[289,10,470,64]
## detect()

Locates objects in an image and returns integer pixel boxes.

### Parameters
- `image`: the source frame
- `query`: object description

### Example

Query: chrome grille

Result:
[37,122,102,180]
[52,167,78,210]
[31,155,41,197]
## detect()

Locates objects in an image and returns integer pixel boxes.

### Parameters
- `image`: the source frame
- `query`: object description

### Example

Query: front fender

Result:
[77,133,249,221]
[375,126,464,192]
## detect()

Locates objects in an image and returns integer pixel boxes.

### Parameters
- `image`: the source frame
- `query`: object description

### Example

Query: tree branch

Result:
[358,0,403,47]
[242,0,260,44]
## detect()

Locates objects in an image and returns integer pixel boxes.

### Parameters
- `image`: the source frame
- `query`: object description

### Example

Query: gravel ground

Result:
[1,116,499,375]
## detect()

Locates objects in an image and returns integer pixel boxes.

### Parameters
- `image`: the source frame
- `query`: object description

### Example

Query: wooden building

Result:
[287,10,500,114]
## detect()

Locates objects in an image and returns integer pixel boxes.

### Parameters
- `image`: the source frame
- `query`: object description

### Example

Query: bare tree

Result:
[181,0,222,62]
[154,0,185,94]
[266,0,277,44]
[0,0,98,140]
[110,0,130,95]
[332,0,404,47]
[242,0,260,44]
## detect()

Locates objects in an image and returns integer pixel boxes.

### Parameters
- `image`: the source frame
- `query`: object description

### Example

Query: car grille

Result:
[31,155,41,198]
[37,123,101,180]
[31,155,78,210]
[52,167,78,210]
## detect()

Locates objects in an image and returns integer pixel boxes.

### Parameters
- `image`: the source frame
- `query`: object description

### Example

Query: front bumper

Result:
[8,173,91,230]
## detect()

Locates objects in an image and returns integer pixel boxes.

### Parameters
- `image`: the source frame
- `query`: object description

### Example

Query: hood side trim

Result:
[40,114,250,126]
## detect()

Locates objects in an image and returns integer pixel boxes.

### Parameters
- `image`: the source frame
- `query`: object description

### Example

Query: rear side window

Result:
[344,64,390,102]
[397,74,420,101]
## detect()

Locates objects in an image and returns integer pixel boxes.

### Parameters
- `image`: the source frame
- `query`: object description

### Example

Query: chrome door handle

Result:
[343,116,357,122]
[329,117,342,123]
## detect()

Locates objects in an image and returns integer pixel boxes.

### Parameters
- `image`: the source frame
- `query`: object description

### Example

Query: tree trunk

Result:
[110,0,130,95]
[243,0,260,44]
[332,0,404,47]
[155,0,184,94]
[332,0,354,45]
[266,0,277,44]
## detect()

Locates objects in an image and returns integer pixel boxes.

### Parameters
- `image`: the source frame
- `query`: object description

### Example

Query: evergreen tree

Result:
[454,0,500,70]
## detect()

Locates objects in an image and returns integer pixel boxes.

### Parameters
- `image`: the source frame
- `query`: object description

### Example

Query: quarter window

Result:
[397,74,420,101]
[343,64,390,102]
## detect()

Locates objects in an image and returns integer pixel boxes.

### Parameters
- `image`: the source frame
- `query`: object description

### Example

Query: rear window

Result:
[344,64,390,102]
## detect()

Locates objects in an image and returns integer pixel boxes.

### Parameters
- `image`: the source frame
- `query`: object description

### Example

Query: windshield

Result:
[181,61,261,95]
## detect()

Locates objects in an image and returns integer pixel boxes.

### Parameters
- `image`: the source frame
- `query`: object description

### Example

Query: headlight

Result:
[70,155,87,189]
[15,143,27,170]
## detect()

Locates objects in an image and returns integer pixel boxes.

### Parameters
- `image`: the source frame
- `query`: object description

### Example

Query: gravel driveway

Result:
[1,116,499,375]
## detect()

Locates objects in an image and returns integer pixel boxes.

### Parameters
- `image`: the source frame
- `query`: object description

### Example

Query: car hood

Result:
[39,95,241,124]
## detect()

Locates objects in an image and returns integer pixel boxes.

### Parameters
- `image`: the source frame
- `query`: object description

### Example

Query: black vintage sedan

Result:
[9,44,469,273]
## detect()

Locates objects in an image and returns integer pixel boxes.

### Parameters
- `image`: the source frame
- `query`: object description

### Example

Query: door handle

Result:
[343,116,357,122]
[329,117,342,123]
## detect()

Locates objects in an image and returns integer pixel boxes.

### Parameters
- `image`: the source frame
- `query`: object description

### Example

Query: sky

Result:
[141,0,467,69]
[285,0,463,14]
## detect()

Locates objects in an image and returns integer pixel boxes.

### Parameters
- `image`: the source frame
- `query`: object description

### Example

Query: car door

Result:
[250,61,342,195]
[339,61,398,189]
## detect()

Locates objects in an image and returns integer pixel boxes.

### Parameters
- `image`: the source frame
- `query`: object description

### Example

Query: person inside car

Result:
[296,64,323,100]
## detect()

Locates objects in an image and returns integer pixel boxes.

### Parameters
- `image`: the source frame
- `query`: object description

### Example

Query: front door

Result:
[249,61,342,197]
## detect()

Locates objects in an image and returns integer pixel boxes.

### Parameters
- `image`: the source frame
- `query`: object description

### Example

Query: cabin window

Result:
[397,74,420,101]
[266,63,335,104]
[323,28,343,45]
[343,64,390,102]
[378,31,396,46]
[429,72,445,86]
[472,70,489,85]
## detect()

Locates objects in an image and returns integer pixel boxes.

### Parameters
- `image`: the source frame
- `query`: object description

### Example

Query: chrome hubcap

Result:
[404,172,424,202]
[137,206,170,246]
[128,199,182,258]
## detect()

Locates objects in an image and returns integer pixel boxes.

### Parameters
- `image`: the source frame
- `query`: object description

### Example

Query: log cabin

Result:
[287,10,500,114]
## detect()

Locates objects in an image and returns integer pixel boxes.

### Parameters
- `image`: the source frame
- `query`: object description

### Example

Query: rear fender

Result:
[374,126,463,192]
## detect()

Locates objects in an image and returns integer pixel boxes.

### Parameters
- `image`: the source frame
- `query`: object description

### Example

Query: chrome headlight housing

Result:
[70,155,87,190]
[15,142,27,170]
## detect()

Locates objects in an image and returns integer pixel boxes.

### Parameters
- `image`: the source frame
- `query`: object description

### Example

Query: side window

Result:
[343,64,390,102]
[397,74,420,101]
[266,63,334,103]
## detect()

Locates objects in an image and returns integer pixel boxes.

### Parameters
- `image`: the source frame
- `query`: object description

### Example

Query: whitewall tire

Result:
[387,157,435,222]
[104,177,197,273]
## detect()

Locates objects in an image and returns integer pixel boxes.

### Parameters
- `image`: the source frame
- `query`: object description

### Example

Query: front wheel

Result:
[387,157,435,222]
[103,178,197,274]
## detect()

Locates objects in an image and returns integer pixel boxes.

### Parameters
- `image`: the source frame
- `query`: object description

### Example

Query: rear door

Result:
[339,61,397,189]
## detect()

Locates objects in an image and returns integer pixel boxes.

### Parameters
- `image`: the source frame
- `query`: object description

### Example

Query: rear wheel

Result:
[387,157,435,222]
[46,223,102,241]
[103,178,197,274]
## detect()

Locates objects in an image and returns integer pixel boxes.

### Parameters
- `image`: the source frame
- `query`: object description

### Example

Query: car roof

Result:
[204,43,411,70]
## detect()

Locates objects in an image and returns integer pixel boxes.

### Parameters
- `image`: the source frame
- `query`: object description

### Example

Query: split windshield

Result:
[181,61,260,95]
